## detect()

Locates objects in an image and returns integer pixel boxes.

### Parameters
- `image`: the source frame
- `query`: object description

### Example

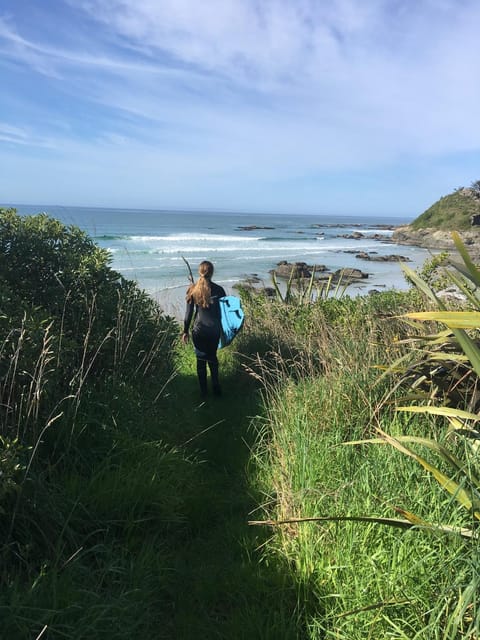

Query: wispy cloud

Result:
[1,0,479,212]
[0,121,59,149]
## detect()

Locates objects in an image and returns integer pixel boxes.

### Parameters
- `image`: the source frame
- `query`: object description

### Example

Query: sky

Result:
[1,0,479,217]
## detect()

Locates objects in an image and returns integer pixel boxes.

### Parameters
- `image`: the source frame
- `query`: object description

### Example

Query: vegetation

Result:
[1,209,479,638]
[245,236,480,638]
[470,180,480,197]
[411,184,480,231]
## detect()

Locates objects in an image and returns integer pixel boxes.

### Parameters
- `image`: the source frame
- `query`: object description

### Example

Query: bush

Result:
[0,208,178,451]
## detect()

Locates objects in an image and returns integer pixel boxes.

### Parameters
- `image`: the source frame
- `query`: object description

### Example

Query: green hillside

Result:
[411,187,480,230]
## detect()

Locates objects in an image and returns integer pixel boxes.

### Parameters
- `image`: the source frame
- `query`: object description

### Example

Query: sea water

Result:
[9,205,435,318]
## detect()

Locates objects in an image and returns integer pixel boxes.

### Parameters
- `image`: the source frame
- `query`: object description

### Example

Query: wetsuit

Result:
[184,281,226,396]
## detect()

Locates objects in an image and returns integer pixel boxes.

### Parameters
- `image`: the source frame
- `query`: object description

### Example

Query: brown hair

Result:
[186,260,214,308]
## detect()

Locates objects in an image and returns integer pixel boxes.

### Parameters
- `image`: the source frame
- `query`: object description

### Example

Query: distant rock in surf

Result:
[237,225,275,231]
[355,252,411,262]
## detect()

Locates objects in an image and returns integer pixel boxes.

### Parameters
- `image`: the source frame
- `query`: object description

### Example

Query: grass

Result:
[163,343,306,639]
[242,291,480,639]
[252,377,472,638]
[411,189,480,231]
[1,330,307,639]
[2,209,479,639]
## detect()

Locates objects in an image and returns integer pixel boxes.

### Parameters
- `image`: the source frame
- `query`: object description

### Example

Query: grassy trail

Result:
[161,347,303,639]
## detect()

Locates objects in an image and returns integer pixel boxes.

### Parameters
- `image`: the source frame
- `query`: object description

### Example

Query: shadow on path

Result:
[160,353,309,639]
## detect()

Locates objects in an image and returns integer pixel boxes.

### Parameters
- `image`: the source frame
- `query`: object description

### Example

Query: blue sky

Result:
[1,0,479,217]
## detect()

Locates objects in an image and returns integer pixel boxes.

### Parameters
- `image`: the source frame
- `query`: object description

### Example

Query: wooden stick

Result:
[181,255,194,284]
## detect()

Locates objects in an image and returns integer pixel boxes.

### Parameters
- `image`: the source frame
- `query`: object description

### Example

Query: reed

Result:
[242,286,480,638]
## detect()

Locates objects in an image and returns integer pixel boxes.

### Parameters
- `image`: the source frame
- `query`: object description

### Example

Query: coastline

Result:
[152,227,447,320]
[392,225,480,256]
[9,205,448,320]
[150,229,451,319]
[155,224,480,320]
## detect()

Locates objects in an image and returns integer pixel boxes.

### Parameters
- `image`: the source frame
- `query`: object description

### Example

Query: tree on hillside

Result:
[470,179,480,196]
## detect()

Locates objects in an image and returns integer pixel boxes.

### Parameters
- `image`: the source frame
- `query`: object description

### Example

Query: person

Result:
[182,260,226,398]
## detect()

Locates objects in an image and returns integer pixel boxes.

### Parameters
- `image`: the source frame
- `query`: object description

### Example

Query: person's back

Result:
[192,280,225,331]
[182,261,226,398]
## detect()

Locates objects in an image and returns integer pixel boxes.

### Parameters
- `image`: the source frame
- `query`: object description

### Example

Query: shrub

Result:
[0,208,178,451]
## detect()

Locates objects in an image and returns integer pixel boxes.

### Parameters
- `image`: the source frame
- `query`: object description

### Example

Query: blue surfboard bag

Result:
[218,296,244,348]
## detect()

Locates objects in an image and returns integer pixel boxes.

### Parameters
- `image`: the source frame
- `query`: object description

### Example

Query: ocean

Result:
[9,204,434,318]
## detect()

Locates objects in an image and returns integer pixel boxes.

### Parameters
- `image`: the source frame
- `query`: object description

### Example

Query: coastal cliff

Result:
[392,184,480,253]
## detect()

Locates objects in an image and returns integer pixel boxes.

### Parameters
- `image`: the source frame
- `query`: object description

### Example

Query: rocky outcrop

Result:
[337,231,395,241]
[269,261,368,284]
[338,231,365,239]
[458,187,480,200]
[392,226,480,251]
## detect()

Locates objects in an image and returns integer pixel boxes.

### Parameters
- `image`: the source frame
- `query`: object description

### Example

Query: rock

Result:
[233,282,276,297]
[436,287,468,303]
[334,267,368,281]
[271,261,327,279]
[355,251,370,260]
[368,233,394,242]
[237,225,275,231]
[243,275,262,284]
[458,187,480,200]
[262,287,276,297]
[337,231,365,239]
[355,252,411,262]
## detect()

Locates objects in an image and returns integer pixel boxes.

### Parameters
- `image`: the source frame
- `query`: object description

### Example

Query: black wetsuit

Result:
[183,281,226,396]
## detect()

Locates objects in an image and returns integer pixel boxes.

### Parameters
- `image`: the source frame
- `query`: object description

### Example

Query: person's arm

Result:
[182,299,194,343]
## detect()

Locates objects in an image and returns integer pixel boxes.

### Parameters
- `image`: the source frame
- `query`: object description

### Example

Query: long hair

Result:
[186,260,214,308]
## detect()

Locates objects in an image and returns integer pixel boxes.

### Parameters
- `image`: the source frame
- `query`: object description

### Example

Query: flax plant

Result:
[379,233,480,531]
[270,267,350,305]
[328,233,480,637]
[307,232,480,539]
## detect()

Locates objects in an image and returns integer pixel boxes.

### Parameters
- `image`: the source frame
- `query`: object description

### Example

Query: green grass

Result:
[243,292,480,639]
[1,336,307,639]
[252,376,475,638]
[162,343,306,639]
[3,219,479,640]
[411,189,480,231]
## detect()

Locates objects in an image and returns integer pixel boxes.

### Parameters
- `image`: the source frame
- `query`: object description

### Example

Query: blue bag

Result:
[218,296,244,348]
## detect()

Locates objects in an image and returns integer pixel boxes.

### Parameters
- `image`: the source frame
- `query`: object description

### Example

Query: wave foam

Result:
[129,233,262,243]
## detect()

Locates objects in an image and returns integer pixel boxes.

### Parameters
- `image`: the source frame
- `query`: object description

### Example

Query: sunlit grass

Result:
[4,207,480,638]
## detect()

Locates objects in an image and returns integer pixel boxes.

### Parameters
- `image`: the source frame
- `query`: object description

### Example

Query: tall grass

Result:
[0,211,202,638]
[5,208,479,637]
[1,210,308,639]
[0,295,195,637]
[242,288,479,638]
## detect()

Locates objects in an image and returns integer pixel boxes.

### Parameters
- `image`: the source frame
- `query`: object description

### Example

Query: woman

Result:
[182,261,226,398]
